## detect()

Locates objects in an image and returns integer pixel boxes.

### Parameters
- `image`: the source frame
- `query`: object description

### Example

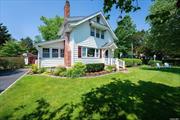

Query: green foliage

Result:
[39,16,64,41]
[115,15,136,55]
[65,62,86,78]
[122,58,142,67]
[20,37,37,54]
[0,40,25,57]
[53,67,66,76]
[0,23,11,45]
[147,0,180,57]
[0,57,24,70]
[34,35,43,44]
[148,60,162,66]
[38,67,46,73]
[105,65,116,72]
[103,0,140,20]
[31,64,38,74]
[86,63,105,72]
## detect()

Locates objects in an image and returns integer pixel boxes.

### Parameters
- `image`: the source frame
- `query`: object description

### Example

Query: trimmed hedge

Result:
[122,58,142,67]
[148,60,162,66]
[0,57,24,70]
[86,63,105,72]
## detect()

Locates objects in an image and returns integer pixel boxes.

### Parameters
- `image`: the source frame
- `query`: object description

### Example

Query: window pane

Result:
[87,48,95,57]
[43,48,50,58]
[101,31,104,39]
[82,47,86,57]
[60,49,64,57]
[95,49,99,57]
[52,49,58,58]
[96,29,100,38]
[90,27,95,36]
[97,16,100,23]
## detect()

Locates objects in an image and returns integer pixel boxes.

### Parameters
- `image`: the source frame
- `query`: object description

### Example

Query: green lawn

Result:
[0,66,180,120]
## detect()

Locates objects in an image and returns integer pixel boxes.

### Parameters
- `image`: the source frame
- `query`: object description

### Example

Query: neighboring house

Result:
[23,53,37,65]
[36,0,125,69]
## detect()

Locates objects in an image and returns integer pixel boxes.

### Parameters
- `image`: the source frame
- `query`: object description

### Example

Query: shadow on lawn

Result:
[141,66,180,75]
[4,79,180,120]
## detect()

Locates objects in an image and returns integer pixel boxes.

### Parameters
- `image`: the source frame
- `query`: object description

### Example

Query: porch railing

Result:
[104,58,125,70]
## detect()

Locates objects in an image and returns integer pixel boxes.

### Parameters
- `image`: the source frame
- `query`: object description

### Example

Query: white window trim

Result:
[52,48,59,58]
[42,47,64,59]
[81,47,100,59]
[42,48,50,58]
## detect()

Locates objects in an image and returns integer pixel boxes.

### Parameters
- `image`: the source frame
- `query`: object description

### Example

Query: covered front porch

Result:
[101,42,125,69]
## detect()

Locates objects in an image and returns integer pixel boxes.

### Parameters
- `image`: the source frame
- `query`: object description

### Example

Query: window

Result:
[60,49,64,57]
[42,48,50,58]
[52,49,58,58]
[101,31,104,39]
[87,48,95,57]
[90,27,95,36]
[96,29,100,38]
[97,16,100,23]
[82,47,86,57]
[95,49,99,57]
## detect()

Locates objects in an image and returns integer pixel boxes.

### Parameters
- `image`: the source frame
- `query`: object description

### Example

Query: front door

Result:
[105,50,109,58]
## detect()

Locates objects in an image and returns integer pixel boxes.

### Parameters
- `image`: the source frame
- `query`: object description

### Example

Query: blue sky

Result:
[0,0,152,40]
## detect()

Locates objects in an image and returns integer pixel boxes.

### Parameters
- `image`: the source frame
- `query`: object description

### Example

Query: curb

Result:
[0,69,29,96]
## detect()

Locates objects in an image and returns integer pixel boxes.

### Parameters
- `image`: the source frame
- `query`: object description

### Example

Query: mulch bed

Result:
[85,70,112,77]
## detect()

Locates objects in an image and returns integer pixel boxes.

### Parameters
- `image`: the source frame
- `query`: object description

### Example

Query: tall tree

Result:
[39,16,63,41]
[115,15,136,56]
[0,23,11,45]
[0,40,25,57]
[147,0,180,57]
[103,0,180,21]
[20,37,37,54]
[34,35,42,43]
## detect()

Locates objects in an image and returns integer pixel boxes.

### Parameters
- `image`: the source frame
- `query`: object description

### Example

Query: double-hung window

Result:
[42,48,50,58]
[90,27,95,36]
[52,48,59,58]
[95,49,99,58]
[60,49,64,57]
[101,31,104,39]
[81,47,100,58]
[96,29,100,38]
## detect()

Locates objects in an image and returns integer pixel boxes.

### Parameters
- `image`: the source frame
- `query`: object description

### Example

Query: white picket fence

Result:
[104,58,125,70]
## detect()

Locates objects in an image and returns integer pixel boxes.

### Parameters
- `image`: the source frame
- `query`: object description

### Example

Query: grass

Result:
[0,66,180,120]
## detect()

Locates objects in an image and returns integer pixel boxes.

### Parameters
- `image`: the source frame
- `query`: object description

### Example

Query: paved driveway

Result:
[0,69,28,93]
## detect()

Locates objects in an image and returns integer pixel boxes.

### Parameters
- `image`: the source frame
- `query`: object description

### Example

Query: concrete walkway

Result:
[0,69,28,93]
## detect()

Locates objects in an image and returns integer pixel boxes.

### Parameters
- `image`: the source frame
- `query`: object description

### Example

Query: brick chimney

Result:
[64,0,70,19]
[64,0,71,67]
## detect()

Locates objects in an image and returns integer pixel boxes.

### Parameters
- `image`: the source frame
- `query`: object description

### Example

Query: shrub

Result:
[53,67,66,76]
[65,62,86,78]
[31,64,38,74]
[148,60,162,66]
[0,57,24,70]
[105,65,116,72]
[38,67,46,73]
[86,63,105,72]
[122,58,142,67]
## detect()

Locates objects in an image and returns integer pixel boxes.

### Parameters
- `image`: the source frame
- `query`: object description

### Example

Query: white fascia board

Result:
[35,39,65,47]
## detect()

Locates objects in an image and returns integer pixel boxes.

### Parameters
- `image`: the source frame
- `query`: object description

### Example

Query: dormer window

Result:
[90,27,95,36]
[97,16,100,23]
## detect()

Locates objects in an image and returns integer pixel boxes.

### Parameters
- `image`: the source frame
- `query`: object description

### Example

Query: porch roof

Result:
[35,39,65,47]
[101,42,118,49]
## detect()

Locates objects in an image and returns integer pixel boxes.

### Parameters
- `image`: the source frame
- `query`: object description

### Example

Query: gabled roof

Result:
[70,11,118,40]
[59,11,118,40]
